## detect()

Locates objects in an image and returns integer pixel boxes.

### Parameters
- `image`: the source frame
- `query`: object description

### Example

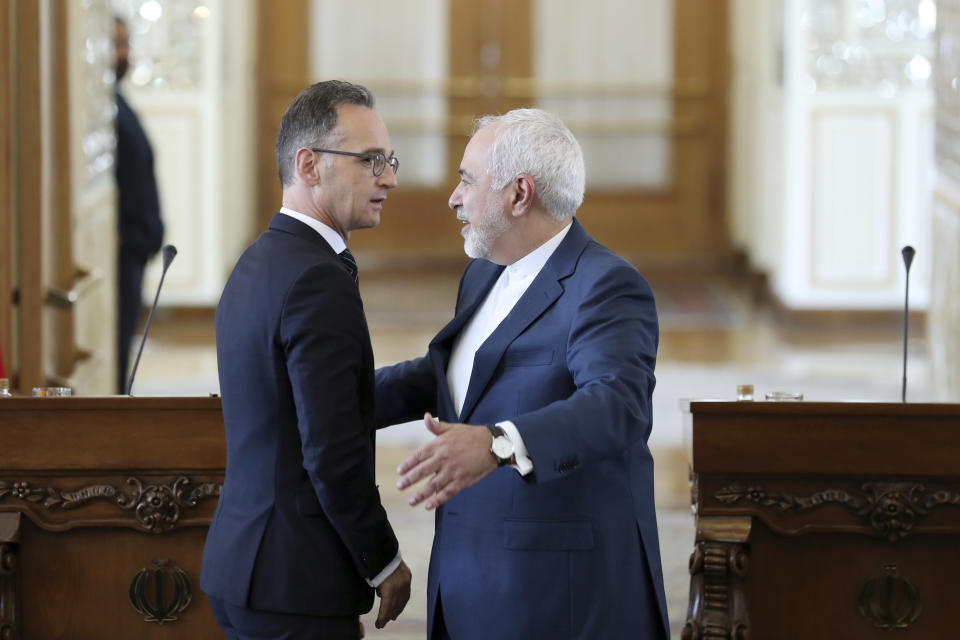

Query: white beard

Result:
[464,199,511,260]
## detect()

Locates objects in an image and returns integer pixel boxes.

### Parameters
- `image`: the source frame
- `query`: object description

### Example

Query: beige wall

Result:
[930,0,960,400]
[929,184,960,401]
[1,1,117,394]
[730,0,936,311]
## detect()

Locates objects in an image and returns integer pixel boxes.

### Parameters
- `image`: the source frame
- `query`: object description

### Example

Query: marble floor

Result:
[135,267,928,638]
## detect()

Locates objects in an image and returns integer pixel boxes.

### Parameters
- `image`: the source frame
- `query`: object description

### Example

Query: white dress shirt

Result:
[278,206,401,588]
[447,222,573,476]
[279,207,346,253]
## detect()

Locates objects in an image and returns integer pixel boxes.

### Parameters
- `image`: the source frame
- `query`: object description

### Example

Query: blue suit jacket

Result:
[201,213,398,617]
[375,219,669,639]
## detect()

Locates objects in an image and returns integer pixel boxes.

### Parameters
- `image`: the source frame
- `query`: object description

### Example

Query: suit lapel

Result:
[458,272,561,422]
[427,262,502,420]
[458,220,590,422]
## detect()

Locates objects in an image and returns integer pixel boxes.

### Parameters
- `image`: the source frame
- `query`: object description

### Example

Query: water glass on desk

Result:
[32,387,72,397]
[765,391,803,401]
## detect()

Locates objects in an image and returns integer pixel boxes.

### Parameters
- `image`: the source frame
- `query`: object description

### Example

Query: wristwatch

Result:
[486,425,516,466]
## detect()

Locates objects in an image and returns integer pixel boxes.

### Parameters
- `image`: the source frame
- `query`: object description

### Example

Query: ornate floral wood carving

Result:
[682,541,751,640]
[714,482,960,541]
[0,477,220,534]
[0,542,18,640]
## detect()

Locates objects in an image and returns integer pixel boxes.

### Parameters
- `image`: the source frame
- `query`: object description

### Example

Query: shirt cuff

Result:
[497,420,533,476]
[366,551,402,588]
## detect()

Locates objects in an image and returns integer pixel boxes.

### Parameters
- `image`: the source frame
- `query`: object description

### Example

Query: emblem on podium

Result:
[857,563,922,630]
[129,558,193,623]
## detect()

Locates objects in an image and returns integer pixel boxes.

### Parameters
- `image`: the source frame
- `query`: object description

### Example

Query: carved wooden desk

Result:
[0,396,225,639]
[682,401,960,639]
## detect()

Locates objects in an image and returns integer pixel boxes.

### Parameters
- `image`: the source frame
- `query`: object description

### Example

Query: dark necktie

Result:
[338,248,358,283]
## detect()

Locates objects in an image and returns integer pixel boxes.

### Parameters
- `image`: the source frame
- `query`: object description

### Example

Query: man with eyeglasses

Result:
[201,80,410,640]
[375,109,669,639]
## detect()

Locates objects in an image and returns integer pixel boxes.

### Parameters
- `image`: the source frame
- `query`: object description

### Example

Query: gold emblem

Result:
[129,558,193,623]
[857,563,922,630]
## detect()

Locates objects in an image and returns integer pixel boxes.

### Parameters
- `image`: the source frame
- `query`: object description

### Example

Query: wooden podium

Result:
[682,401,960,639]
[0,397,225,639]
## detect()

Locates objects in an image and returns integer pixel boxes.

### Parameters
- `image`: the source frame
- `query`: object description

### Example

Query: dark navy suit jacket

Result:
[201,213,398,617]
[376,219,669,639]
[116,92,163,258]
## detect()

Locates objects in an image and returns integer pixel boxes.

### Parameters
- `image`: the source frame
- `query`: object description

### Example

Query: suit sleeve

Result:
[374,356,437,428]
[511,263,659,484]
[372,257,487,428]
[372,260,481,429]
[281,263,398,580]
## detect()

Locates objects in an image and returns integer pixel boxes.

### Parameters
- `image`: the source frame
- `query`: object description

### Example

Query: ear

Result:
[294,147,321,186]
[509,174,536,218]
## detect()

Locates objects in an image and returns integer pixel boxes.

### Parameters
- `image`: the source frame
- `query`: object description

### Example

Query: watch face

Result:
[492,436,514,460]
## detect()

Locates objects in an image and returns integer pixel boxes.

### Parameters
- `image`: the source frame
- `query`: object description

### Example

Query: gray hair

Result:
[474,108,585,221]
[275,80,374,187]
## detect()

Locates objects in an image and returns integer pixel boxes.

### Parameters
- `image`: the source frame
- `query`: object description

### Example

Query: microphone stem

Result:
[901,270,910,403]
[126,265,169,395]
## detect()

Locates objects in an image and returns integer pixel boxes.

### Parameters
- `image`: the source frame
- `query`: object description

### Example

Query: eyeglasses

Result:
[311,148,399,177]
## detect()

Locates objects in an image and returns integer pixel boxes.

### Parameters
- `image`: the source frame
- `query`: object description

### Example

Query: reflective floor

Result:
[138,266,928,638]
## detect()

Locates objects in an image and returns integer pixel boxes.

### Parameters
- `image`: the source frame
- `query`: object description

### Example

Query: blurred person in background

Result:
[114,16,164,394]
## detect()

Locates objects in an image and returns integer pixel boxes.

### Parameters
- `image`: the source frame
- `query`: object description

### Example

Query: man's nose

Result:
[378,164,398,189]
[448,184,462,210]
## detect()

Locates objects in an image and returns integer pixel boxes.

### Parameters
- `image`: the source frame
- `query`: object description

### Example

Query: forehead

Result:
[333,103,390,149]
[461,124,499,170]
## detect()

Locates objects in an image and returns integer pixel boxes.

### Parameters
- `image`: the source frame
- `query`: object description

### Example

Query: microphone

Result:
[126,245,177,395]
[900,246,915,403]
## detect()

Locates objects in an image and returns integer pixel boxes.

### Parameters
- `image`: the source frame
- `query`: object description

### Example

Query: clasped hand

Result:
[395,413,497,510]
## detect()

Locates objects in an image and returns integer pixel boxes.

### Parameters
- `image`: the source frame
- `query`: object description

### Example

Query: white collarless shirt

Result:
[447,222,572,476]
[278,206,400,587]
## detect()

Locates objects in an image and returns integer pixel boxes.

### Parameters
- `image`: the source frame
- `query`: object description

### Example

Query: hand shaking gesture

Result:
[396,413,498,510]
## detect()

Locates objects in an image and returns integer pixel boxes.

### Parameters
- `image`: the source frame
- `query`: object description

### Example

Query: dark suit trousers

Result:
[208,596,362,640]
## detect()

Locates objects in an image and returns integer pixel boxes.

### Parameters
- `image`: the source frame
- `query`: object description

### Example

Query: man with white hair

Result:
[375,109,669,639]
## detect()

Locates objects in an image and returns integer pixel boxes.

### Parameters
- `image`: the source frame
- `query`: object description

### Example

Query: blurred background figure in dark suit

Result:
[114,16,163,394]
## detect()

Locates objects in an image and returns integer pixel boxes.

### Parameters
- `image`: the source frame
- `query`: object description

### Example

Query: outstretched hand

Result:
[396,413,497,510]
